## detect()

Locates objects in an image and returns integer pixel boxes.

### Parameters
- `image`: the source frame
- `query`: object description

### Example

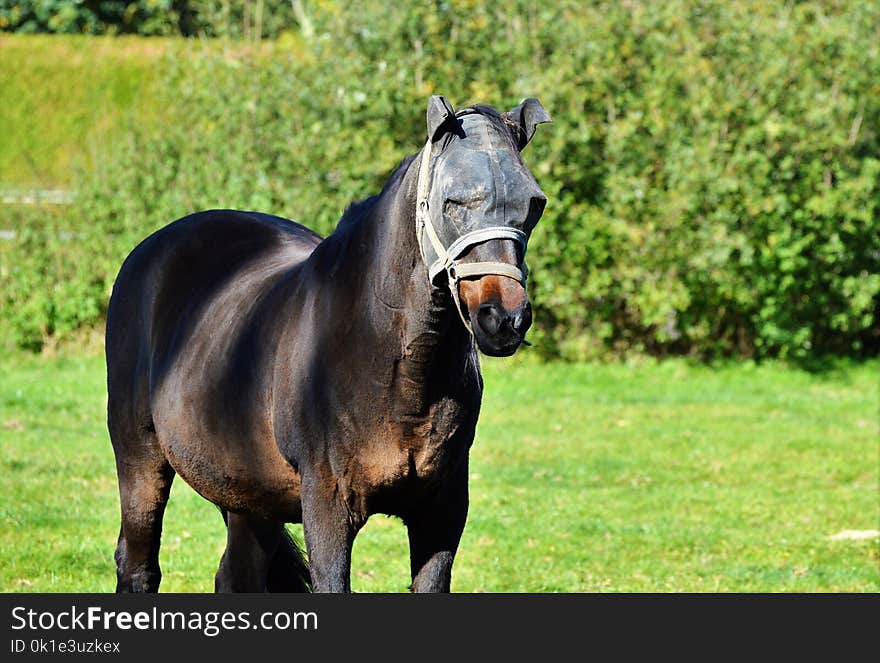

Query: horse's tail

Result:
[267,527,312,593]
[218,507,311,592]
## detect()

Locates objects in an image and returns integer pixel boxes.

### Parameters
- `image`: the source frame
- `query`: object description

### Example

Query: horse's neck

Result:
[350,158,474,401]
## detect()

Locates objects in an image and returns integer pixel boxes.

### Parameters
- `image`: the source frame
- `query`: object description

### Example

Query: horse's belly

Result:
[157,428,303,522]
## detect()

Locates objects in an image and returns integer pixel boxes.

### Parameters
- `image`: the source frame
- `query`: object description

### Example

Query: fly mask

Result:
[415,96,552,334]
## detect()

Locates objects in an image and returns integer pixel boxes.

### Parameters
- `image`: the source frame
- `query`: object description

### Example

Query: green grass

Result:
[0,34,168,187]
[0,34,306,189]
[1,354,877,592]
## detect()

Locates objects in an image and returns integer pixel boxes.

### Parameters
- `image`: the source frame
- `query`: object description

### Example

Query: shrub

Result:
[0,1,301,38]
[2,1,878,360]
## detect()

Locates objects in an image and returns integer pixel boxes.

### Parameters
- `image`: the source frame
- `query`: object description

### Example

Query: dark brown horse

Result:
[106,96,551,592]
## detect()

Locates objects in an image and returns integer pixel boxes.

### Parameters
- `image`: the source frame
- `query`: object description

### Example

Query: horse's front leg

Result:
[405,468,468,593]
[301,473,359,593]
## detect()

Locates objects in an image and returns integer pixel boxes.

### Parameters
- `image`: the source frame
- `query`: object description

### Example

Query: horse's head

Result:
[416,95,551,356]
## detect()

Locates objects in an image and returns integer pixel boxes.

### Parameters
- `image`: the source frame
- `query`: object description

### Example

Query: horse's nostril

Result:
[511,305,532,336]
[477,303,504,336]
[477,303,531,339]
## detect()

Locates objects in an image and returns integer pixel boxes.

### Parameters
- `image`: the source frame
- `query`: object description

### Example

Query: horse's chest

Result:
[356,396,475,493]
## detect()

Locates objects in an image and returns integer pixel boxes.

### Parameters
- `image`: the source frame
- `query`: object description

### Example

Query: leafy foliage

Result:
[1,1,878,359]
[0,1,180,35]
[0,0,301,38]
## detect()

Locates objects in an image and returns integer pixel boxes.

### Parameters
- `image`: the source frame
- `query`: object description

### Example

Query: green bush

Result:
[0,1,302,38]
[0,206,105,352]
[530,1,880,359]
[0,1,180,35]
[2,1,878,360]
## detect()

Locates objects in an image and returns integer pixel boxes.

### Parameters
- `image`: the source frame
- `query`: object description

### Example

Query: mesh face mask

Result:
[415,110,547,332]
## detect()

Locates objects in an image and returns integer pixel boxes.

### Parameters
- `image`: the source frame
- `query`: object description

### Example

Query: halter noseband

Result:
[415,137,527,335]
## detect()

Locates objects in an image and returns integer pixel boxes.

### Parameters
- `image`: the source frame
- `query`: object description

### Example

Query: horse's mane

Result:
[464,104,504,121]
[333,104,511,234]
[333,153,418,233]
[463,104,521,151]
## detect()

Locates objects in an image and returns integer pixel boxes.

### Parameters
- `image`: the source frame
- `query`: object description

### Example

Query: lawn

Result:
[0,353,877,592]
[0,34,171,188]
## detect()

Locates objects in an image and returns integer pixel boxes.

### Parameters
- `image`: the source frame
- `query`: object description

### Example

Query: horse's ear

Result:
[504,97,552,151]
[426,95,457,142]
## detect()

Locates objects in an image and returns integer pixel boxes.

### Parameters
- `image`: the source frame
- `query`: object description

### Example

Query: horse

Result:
[105,95,551,593]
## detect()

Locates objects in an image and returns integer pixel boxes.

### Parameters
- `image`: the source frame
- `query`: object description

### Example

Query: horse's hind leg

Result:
[111,418,175,593]
[215,514,285,592]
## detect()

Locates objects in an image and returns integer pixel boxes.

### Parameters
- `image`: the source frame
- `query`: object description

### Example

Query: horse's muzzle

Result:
[473,299,532,356]
[459,275,532,357]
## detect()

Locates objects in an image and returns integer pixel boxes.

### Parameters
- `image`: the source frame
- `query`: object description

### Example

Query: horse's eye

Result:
[444,194,485,211]
[442,199,468,224]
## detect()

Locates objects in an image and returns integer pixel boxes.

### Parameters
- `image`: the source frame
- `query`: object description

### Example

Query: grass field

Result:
[0,35,171,188]
[0,353,877,592]
[0,34,298,189]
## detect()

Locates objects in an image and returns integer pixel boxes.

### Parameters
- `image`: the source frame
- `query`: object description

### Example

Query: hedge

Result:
[2,1,878,360]
[0,1,303,39]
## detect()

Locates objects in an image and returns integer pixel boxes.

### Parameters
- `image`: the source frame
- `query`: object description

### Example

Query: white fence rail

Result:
[0,188,76,241]
[1,189,74,205]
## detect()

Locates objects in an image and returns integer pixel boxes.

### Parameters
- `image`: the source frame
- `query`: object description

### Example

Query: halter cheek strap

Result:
[415,139,526,335]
